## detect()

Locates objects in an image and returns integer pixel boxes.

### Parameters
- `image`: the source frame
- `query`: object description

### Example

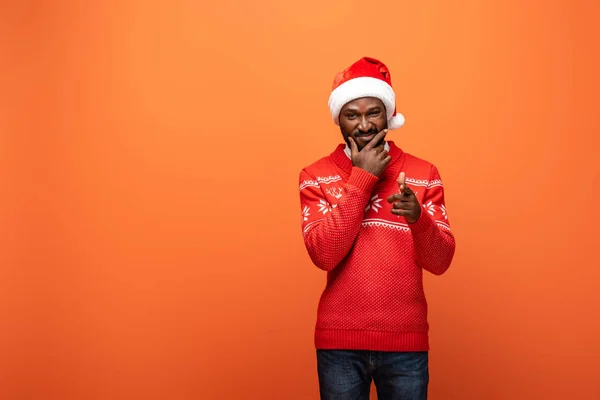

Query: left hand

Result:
[387,172,421,224]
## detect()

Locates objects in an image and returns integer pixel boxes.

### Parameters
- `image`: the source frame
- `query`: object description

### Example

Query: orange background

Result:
[1,1,599,399]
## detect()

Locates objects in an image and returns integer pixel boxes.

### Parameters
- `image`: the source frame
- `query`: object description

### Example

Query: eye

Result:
[346,113,356,119]
[369,111,380,117]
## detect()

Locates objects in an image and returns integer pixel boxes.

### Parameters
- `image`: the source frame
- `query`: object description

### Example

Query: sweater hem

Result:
[315,329,429,352]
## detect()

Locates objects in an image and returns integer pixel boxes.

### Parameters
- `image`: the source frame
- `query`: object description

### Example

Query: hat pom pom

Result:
[388,113,405,129]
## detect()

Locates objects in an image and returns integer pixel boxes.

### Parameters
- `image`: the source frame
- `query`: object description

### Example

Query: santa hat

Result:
[328,57,405,130]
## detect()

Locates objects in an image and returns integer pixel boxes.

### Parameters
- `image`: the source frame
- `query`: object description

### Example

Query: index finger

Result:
[397,172,414,195]
[397,172,406,188]
[402,184,415,195]
[348,136,359,157]
[401,184,415,196]
[364,129,387,150]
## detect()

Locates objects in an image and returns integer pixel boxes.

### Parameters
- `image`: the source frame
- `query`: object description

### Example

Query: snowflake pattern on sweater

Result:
[298,141,456,352]
[300,170,451,236]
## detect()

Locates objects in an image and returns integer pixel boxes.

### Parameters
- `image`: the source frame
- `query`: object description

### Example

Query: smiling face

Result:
[339,97,388,151]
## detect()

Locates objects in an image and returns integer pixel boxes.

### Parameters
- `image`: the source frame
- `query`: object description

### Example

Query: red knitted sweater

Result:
[298,141,455,352]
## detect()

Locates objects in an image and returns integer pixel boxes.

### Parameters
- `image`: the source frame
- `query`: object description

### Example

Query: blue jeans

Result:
[316,349,429,400]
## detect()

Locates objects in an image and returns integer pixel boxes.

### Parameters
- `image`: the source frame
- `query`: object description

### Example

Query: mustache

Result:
[353,128,379,137]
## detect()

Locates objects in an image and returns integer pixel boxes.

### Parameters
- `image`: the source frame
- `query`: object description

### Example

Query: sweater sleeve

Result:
[299,167,379,271]
[408,165,456,275]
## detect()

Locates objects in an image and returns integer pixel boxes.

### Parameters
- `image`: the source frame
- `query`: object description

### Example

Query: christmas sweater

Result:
[298,141,455,352]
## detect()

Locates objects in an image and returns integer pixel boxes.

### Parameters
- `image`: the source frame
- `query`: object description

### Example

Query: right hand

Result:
[348,129,392,177]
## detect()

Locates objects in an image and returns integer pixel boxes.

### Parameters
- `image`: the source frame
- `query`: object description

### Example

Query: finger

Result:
[391,208,417,222]
[374,139,386,151]
[364,129,388,150]
[348,137,358,157]
[386,193,402,203]
[397,172,406,191]
[402,184,415,196]
[397,173,415,196]
[389,195,412,204]
[391,208,415,217]
[392,201,414,210]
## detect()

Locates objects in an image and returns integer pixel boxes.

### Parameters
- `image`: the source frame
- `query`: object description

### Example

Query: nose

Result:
[358,115,372,132]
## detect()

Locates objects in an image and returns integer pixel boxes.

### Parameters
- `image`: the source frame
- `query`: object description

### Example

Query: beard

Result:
[341,123,387,151]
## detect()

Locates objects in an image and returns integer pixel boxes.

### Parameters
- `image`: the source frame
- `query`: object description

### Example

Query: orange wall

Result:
[1,1,599,399]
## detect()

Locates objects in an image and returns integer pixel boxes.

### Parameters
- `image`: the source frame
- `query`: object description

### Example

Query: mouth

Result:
[355,133,376,142]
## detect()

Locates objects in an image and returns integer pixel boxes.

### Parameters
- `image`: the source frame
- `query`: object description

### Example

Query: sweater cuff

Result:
[408,208,435,236]
[347,166,379,194]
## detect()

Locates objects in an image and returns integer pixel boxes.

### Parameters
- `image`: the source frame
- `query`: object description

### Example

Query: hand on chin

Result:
[355,133,378,148]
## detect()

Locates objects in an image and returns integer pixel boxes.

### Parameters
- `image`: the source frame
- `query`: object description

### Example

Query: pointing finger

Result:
[397,172,416,197]
[397,172,406,192]
[402,184,415,197]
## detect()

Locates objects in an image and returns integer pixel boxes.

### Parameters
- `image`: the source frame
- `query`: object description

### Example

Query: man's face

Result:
[339,97,388,151]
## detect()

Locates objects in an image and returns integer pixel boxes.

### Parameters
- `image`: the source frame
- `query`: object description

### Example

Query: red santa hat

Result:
[328,57,405,130]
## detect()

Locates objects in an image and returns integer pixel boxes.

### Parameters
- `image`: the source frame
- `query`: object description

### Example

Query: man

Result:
[298,57,456,400]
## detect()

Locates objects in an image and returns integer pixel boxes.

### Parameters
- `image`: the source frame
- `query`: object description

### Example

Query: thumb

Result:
[397,172,406,192]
